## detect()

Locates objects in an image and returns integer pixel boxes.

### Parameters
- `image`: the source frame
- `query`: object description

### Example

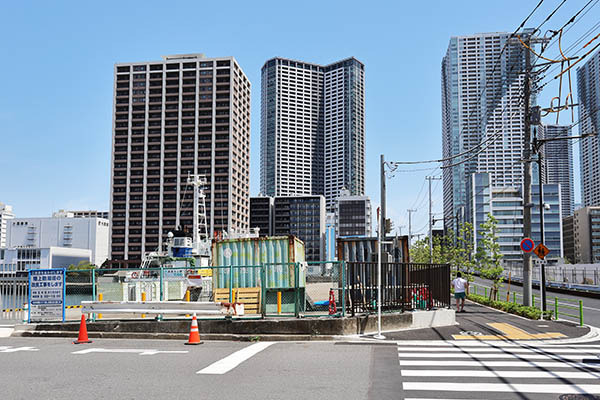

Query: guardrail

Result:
[470,282,584,326]
[81,301,241,317]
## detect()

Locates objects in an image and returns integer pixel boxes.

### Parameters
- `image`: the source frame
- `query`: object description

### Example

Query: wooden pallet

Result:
[214,287,261,315]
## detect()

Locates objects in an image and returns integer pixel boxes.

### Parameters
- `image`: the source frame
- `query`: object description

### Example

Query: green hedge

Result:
[467,293,553,320]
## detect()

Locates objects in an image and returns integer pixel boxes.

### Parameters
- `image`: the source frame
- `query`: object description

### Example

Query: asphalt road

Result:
[471,276,600,328]
[2,337,600,399]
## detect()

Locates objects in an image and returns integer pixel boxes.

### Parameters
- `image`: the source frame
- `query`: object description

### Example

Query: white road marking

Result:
[196,342,275,375]
[399,359,600,368]
[402,382,600,394]
[401,369,600,379]
[71,348,188,356]
[396,346,600,353]
[0,346,38,353]
[398,352,587,359]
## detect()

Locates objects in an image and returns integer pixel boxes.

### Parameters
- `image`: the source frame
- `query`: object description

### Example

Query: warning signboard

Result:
[533,243,550,260]
[28,268,65,322]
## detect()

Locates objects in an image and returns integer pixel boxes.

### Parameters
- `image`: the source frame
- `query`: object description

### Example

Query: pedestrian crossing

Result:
[398,341,600,399]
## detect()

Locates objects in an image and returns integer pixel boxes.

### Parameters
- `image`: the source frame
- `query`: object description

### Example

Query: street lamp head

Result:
[544,203,551,211]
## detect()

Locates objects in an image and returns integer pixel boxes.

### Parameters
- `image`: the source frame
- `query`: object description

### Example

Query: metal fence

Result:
[345,262,451,316]
[503,263,600,287]
[5,261,449,321]
[1,276,28,322]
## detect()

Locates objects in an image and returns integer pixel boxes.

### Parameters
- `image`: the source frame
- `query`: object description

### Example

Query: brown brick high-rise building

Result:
[110,54,250,265]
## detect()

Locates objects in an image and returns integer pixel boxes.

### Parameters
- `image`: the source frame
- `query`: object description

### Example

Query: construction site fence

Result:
[58,261,347,320]
[345,262,451,316]
[0,276,28,322]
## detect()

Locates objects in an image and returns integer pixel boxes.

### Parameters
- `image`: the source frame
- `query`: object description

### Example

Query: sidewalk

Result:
[380,300,592,341]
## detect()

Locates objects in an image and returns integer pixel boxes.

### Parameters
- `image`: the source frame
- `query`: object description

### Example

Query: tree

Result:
[67,260,96,270]
[475,214,504,300]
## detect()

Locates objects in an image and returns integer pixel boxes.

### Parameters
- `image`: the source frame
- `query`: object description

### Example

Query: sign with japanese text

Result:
[28,268,65,322]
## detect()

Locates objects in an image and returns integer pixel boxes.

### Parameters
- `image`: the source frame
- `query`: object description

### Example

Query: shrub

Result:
[467,293,553,320]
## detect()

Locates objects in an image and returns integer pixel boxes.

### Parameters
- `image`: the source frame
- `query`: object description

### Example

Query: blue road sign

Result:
[520,238,535,253]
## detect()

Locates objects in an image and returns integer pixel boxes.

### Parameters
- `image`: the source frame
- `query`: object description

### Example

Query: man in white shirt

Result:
[451,271,469,312]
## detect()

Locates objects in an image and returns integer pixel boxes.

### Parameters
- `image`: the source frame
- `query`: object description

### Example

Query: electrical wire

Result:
[391,1,546,166]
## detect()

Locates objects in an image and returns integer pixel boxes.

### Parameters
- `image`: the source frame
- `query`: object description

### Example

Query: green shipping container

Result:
[211,235,306,289]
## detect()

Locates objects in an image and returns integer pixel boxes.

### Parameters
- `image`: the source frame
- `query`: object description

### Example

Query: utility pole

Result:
[407,209,416,247]
[426,176,442,263]
[522,34,534,307]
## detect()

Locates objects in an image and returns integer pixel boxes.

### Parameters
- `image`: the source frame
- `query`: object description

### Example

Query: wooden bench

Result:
[214,287,261,315]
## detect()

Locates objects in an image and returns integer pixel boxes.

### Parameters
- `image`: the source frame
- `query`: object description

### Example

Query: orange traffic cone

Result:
[73,314,93,344]
[185,313,203,345]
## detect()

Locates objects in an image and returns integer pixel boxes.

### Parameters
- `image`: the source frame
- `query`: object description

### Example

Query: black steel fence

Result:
[345,262,450,316]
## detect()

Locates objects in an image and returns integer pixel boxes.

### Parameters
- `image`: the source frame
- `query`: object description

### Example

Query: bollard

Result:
[232,289,236,303]
[579,300,584,327]
[506,291,510,302]
[474,285,477,296]
[98,293,103,320]
[532,294,535,307]
[484,287,487,298]
[185,290,190,318]
[277,291,282,314]
[555,297,559,320]
[141,292,146,319]
[513,292,516,304]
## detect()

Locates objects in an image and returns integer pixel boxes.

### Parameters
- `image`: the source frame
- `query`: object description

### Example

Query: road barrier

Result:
[80,300,234,316]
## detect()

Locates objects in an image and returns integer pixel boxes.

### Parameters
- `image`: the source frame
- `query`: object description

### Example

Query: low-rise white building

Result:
[0,203,15,248]
[6,216,109,266]
[0,247,92,273]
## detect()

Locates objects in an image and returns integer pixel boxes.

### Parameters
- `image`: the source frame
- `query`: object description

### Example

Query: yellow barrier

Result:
[141,292,146,318]
[98,293,103,319]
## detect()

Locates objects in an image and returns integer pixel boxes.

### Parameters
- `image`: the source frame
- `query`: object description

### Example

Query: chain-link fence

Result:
[304,261,344,316]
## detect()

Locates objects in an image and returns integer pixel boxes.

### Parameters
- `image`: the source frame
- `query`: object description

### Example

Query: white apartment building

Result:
[577,49,600,206]
[260,57,365,211]
[442,31,529,231]
[6,217,109,266]
[540,124,574,217]
[0,202,15,248]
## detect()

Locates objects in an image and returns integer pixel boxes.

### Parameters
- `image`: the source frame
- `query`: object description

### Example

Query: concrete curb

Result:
[11,309,455,341]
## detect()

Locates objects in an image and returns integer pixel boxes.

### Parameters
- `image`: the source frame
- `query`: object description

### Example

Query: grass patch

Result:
[467,292,553,320]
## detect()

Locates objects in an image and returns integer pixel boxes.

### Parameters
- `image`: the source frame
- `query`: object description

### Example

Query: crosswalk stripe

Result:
[402,382,600,394]
[399,360,600,368]
[398,352,587,360]
[401,369,600,379]
[396,346,600,354]
[395,340,600,347]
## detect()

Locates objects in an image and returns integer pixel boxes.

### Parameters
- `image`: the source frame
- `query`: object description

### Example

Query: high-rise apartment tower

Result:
[260,57,365,211]
[442,32,529,231]
[577,50,600,207]
[540,124,574,217]
[110,54,251,264]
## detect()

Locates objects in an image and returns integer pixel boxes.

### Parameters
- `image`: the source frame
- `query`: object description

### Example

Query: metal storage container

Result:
[211,235,306,289]
[336,236,410,263]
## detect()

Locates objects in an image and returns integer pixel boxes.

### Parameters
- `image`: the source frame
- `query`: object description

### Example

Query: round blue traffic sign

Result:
[520,238,535,253]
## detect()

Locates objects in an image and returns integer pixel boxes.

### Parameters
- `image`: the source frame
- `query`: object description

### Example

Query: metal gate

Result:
[1,276,28,322]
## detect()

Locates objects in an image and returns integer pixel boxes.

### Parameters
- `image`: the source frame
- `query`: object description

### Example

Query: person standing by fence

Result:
[451,272,469,313]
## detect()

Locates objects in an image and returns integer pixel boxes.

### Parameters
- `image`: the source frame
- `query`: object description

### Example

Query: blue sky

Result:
[0,1,592,237]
